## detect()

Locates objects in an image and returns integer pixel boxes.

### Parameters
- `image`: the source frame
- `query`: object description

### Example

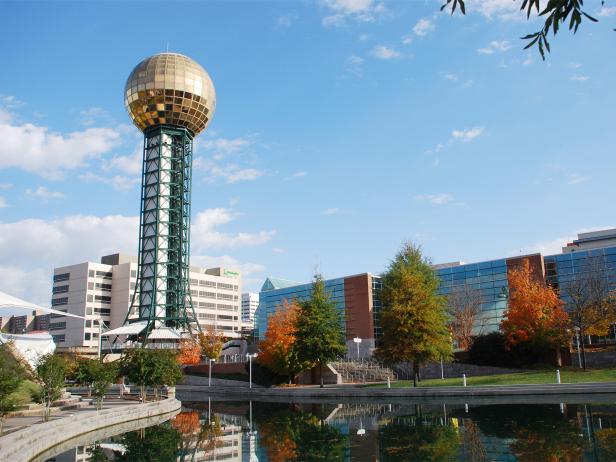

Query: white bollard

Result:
[556,369,561,384]
[387,377,391,389]
[463,374,467,387]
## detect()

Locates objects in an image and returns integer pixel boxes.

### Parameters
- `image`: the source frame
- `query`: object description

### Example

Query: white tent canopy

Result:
[0,290,85,320]
[0,332,55,368]
[101,321,148,337]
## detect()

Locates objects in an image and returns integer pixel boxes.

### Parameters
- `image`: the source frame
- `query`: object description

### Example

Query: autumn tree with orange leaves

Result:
[500,260,570,364]
[177,338,202,366]
[258,300,307,384]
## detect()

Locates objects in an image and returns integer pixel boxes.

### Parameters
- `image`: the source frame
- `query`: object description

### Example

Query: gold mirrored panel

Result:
[124,53,216,136]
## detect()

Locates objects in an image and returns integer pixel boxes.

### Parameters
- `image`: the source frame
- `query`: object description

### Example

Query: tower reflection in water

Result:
[46,400,616,461]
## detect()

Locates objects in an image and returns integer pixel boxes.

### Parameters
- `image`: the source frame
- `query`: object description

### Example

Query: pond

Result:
[44,398,616,461]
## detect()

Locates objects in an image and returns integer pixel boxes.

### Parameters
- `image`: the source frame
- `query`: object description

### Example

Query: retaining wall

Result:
[0,398,181,462]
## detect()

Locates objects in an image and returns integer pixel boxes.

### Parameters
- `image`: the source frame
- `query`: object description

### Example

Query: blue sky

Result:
[0,0,615,304]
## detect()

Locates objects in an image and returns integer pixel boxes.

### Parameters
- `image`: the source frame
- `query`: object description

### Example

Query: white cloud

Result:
[105,145,142,175]
[444,73,458,81]
[567,173,588,185]
[284,171,308,181]
[519,227,614,256]
[191,208,276,250]
[277,13,297,28]
[414,193,455,205]
[191,255,265,278]
[0,210,274,303]
[79,172,140,191]
[451,127,485,142]
[570,74,590,82]
[0,183,12,190]
[25,186,66,200]
[321,0,387,26]
[79,107,115,127]
[0,196,7,208]
[345,55,365,76]
[272,247,285,254]
[371,45,400,60]
[413,18,435,36]
[323,208,340,215]
[196,135,264,183]
[402,35,413,45]
[199,137,251,159]
[598,6,616,16]
[477,40,511,55]
[466,0,533,21]
[0,120,121,180]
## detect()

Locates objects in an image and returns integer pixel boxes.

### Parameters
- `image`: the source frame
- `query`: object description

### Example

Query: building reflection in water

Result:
[45,400,616,462]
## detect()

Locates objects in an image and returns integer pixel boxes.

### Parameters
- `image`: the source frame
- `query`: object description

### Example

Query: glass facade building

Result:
[435,259,510,334]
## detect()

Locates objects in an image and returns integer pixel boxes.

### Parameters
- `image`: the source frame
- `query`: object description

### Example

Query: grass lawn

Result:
[363,368,616,388]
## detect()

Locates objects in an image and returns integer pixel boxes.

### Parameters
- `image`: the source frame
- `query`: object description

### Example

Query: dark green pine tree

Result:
[295,275,347,387]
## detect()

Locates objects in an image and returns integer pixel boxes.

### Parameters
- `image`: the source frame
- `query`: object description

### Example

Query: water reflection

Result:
[45,400,616,461]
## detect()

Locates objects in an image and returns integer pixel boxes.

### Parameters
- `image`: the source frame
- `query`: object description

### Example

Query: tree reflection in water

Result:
[115,423,182,462]
[255,404,346,462]
[49,400,616,461]
[378,413,459,461]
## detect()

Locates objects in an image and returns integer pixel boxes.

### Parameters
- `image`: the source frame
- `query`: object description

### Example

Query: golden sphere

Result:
[124,53,216,136]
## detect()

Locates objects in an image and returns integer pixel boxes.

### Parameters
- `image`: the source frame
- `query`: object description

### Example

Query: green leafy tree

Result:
[74,358,100,397]
[295,275,346,387]
[34,353,67,421]
[0,344,26,435]
[376,242,453,387]
[120,349,182,402]
[120,349,156,403]
[91,361,119,410]
[441,0,608,59]
[151,349,183,399]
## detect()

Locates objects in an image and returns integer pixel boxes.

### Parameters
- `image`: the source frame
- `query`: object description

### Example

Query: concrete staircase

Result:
[10,392,93,418]
[330,360,397,383]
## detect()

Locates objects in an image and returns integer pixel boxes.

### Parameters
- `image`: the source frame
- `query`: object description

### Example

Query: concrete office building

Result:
[241,293,259,329]
[50,253,242,351]
[0,310,50,335]
[256,274,381,358]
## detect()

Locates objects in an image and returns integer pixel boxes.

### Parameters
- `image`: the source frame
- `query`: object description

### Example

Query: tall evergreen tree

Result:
[376,242,452,387]
[295,275,346,387]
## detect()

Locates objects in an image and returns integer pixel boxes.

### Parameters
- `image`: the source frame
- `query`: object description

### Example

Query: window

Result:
[53,273,70,282]
[217,314,233,320]
[49,322,66,331]
[190,278,198,284]
[202,291,216,299]
[130,270,137,278]
[130,282,136,290]
[94,295,111,304]
[217,293,234,301]
[94,308,111,316]
[200,280,216,288]
[87,295,93,302]
[84,333,91,341]
[86,307,93,315]
[89,270,95,278]
[51,334,65,343]
[217,282,234,290]
[95,283,112,292]
[51,297,68,306]
[217,304,234,311]
[52,285,69,294]
[95,270,113,279]
[51,309,67,319]
[198,313,216,319]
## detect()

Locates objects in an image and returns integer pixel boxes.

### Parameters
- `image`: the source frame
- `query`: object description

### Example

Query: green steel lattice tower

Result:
[123,53,216,341]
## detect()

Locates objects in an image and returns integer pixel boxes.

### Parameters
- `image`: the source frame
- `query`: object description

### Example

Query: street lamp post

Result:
[353,337,362,360]
[208,358,216,388]
[575,328,582,368]
[247,353,258,389]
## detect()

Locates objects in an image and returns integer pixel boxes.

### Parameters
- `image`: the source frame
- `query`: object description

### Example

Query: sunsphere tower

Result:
[123,53,216,341]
